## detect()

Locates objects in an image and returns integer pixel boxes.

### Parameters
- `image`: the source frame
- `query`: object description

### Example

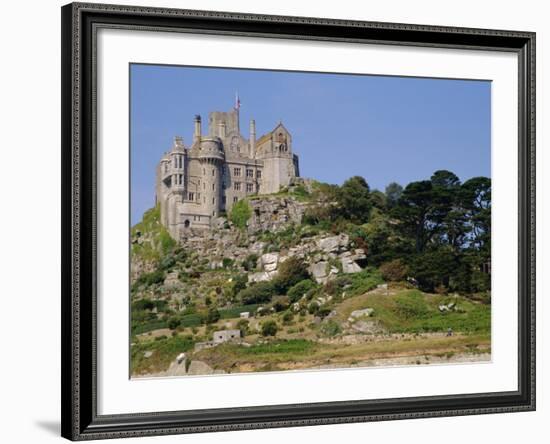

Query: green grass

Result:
[219,304,260,319]
[337,289,491,335]
[131,320,168,335]
[131,205,176,262]
[131,335,195,375]
[238,339,316,355]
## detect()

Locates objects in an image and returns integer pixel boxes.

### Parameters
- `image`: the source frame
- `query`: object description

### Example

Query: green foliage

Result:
[379,259,409,282]
[336,176,373,223]
[287,279,317,303]
[272,257,310,294]
[205,307,221,324]
[385,182,403,208]
[238,339,315,355]
[236,319,250,337]
[260,320,279,337]
[394,290,429,319]
[320,320,342,337]
[132,270,165,290]
[219,304,260,319]
[130,335,195,375]
[242,254,259,271]
[222,257,234,269]
[238,281,276,305]
[230,199,252,229]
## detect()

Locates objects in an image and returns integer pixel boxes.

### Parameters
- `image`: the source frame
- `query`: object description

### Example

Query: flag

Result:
[235,92,241,110]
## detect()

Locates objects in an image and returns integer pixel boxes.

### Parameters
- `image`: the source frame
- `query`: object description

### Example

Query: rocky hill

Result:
[130,178,491,377]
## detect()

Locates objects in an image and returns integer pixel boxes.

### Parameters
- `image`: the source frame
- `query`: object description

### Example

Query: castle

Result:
[156,103,300,239]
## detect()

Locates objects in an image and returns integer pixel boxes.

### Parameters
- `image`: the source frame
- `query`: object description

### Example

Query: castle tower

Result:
[198,138,224,218]
[249,119,256,157]
[164,137,186,237]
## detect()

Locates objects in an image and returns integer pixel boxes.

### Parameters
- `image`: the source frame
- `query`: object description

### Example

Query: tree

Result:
[261,320,278,337]
[385,182,403,208]
[229,199,251,229]
[337,176,372,223]
[461,177,491,251]
[392,180,436,253]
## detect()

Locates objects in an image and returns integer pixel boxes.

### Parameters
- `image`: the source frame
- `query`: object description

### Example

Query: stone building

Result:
[156,103,300,239]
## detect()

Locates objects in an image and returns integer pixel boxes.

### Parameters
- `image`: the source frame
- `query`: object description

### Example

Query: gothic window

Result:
[256,170,262,179]
[212,183,215,191]
[233,167,241,177]
[233,197,238,203]
[212,169,215,176]
[212,197,215,204]
[246,183,253,193]
[234,182,241,191]
[188,192,195,201]
[246,169,253,178]
[278,132,285,143]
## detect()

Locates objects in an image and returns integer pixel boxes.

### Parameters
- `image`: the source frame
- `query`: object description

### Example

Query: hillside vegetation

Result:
[130,171,491,376]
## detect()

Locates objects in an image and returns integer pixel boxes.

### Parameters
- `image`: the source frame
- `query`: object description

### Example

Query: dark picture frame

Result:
[61,2,535,440]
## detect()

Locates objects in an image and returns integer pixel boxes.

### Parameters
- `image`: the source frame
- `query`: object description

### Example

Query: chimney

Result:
[249,119,256,156]
[193,115,201,142]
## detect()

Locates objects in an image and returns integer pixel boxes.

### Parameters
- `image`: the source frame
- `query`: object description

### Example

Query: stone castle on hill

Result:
[156,103,300,238]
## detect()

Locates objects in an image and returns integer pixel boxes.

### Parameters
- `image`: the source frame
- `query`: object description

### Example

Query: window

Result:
[203,182,206,190]
[188,192,195,201]
[197,193,201,200]
[234,182,241,191]
[233,197,238,203]
[246,169,253,178]
[212,197,215,204]
[212,169,215,176]
[246,183,254,193]
[256,170,262,179]
[198,179,200,185]
[212,183,215,191]
[164,163,169,173]
[233,167,241,177]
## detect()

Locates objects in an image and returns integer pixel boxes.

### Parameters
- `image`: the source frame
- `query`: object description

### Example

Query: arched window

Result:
[184,220,190,228]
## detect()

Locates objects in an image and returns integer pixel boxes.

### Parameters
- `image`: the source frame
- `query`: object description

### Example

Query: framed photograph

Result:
[61,2,535,440]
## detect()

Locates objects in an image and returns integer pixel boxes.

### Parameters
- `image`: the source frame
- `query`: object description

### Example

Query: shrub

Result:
[205,307,221,324]
[167,316,181,330]
[236,319,250,337]
[242,254,259,271]
[272,257,310,294]
[159,255,176,271]
[282,312,294,324]
[272,296,291,312]
[230,199,252,229]
[133,270,165,289]
[320,320,342,337]
[222,257,234,269]
[261,320,278,337]
[238,281,276,305]
[287,279,317,303]
[132,298,155,311]
[379,259,409,282]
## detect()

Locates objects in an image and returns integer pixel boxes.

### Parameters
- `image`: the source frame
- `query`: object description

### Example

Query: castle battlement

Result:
[156,104,300,239]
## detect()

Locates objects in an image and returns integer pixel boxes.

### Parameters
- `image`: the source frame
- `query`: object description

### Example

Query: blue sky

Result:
[130,64,491,225]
